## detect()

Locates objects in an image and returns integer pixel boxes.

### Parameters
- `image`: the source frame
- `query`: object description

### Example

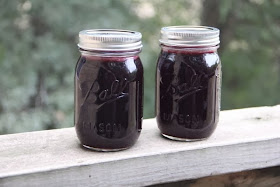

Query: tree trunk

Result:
[201,0,240,53]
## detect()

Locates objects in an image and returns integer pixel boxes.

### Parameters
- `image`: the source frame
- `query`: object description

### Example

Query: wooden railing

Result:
[0,105,280,187]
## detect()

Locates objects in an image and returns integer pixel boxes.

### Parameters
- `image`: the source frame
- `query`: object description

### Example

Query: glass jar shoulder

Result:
[75,55,143,80]
[158,49,220,67]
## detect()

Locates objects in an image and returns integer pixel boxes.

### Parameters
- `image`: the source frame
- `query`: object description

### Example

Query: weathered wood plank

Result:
[0,105,280,187]
[151,166,280,187]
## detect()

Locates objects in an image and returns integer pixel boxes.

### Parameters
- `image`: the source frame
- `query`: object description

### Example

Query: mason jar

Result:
[75,29,143,151]
[156,26,221,141]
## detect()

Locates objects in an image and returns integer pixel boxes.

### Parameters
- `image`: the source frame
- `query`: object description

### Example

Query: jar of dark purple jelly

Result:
[156,26,221,141]
[75,29,143,151]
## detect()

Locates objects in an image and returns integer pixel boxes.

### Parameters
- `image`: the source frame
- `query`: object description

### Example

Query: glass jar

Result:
[75,29,143,151]
[156,26,221,141]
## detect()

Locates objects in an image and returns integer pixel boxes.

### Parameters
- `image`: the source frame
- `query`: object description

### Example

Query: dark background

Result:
[0,0,279,134]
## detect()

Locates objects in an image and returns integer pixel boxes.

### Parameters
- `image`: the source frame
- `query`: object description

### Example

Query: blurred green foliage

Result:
[0,0,279,134]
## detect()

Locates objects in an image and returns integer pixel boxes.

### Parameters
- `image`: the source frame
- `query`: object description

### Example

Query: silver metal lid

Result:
[78,29,142,51]
[159,26,220,47]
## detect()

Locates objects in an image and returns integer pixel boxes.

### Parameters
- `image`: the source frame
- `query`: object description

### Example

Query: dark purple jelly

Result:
[156,47,221,140]
[75,55,143,150]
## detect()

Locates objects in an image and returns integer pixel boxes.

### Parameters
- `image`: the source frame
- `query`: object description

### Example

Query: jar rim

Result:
[79,48,141,57]
[78,29,143,51]
[161,44,219,54]
[159,26,220,47]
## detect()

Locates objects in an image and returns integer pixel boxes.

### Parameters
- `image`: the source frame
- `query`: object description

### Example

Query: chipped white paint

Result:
[0,106,280,187]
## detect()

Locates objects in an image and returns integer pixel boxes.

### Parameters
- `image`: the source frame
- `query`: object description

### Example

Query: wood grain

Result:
[0,105,280,187]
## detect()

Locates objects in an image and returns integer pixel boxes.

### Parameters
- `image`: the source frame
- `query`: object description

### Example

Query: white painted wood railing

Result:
[0,106,280,187]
